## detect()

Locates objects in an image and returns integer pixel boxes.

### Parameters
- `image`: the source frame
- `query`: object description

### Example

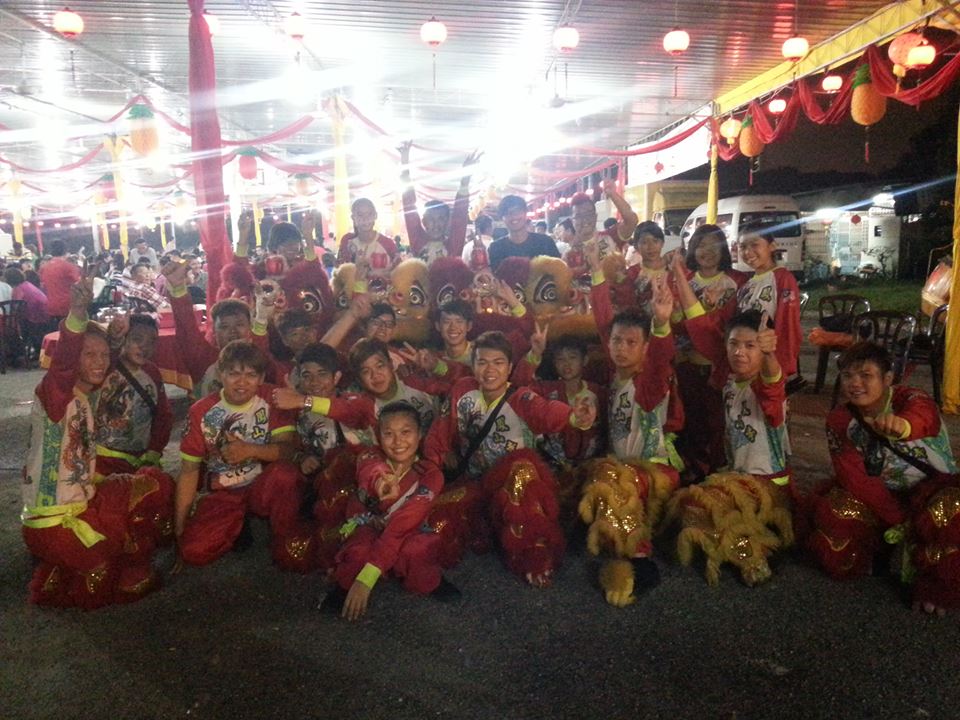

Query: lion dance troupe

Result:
[19,153,960,619]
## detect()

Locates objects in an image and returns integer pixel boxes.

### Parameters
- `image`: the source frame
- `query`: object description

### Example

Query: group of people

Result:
[19,161,960,620]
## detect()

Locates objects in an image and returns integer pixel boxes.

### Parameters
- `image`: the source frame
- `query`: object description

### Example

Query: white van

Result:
[680,195,805,276]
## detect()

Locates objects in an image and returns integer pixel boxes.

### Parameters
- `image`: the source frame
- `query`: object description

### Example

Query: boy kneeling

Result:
[174,341,302,569]
[323,402,457,620]
[809,342,960,615]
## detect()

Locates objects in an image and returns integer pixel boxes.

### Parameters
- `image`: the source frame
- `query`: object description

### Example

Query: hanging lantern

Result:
[719,117,742,146]
[237,147,259,181]
[95,173,116,204]
[888,32,923,77]
[907,39,936,69]
[292,173,313,197]
[851,64,886,127]
[553,25,580,53]
[53,7,84,39]
[285,12,306,41]
[420,17,447,47]
[127,104,159,156]
[821,74,843,93]
[767,97,787,115]
[850,214,862,225]
[663,28,690,56]
[203,13,220,36]
[738,113,765,157]
[781,36,809,62]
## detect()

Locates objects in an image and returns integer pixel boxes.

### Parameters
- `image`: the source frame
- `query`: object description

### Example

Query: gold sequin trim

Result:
[126,473,160,511]
[928,487,960,529]
[827,488,876,524]
[507,462,536,505]
[42,566,61,594]
[84,565,109,595]
[435,487,467,505]
[286,537,311,560]
[924,544,959,565]
[816,529,851,552]
[731,535,753,561]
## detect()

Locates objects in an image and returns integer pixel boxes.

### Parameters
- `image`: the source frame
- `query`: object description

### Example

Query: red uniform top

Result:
[39,257,82,317]
[825,386,958,526]
[423,377,576,479]
[344,449,443,574]
[401,187,470,261]
[179,385,296,490]
[336,232,397,270]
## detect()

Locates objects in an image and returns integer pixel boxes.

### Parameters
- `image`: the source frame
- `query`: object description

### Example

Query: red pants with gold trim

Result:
[23,471,172,609]
[808,486,884,579]
[97,458,175,543]
[333,526,441,595]
[179,460,305,569]
[311,447,359,570]
[427,449,565,579]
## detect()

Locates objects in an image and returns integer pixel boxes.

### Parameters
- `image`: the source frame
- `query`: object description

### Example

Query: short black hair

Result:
[128,313,159,334]
[367,302,396,322]
[218,340,268,375]
[559,218,574,234]
[727,309,772,335]
[739,225,776,244]
[838,341,892,376]
[633,221,665,244]
[498,195,527,217]
[438,298,474,323]
[3,267,24,286]
[378,400,421,431]
[611,308,651,336]
[552,333,588,357]
[603,217,618,230]
[351,197,375,214]
[277,308,314,335]
[472,331,513,364]
[298,342,341,373]
[268,222,302,252]
[475,214,493,235]
[348,337,391,377]
[686,223,732,272]
[424,199,451,218]
[211,298,252,325]
[49,240,67,257]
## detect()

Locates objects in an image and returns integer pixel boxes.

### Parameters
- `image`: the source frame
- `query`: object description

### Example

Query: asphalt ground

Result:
[3,346,960,720]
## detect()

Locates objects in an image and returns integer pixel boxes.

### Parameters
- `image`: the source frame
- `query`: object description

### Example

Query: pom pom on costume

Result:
[578,457,677,606]
[216,261,256,304]
[664,472,794,587]
[428,256,475,310]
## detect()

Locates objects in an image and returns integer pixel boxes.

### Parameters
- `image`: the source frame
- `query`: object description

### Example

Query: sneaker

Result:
[430,577,462,602]
[631,557,661,592]
[318,586,347,614]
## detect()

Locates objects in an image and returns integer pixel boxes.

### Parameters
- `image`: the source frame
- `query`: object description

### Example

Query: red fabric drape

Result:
[256,150,331,175]
[188,0,229,308]
[797,76,854,125]
[0,144,104,174]
[866,43,960,106]
[747,95,802,144]
[221,116,316,147]
[572,116,711,156]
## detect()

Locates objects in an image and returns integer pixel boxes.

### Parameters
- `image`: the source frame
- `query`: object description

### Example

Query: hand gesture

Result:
[530,321,548,359]
[669,250,688,279]
[238,212,254,245]
[70,276,94,318]
[572,395,597,430]
[494,279,520,309]
[651,274,674,327]
[584,239,600,272]
[272,386,307,410]
[254,279,278,307]
[374,471,401,503]
[398,342,440,374]
[343,580,372,621]
[220,432,250,465]
[300,455,322,475]
[869,413,908,438]
[348,292,372,320]
[398,140,413,166]
[162,259,190,289]
[301,211,316,244]
[462,149,483,169]
[757,311,777,355]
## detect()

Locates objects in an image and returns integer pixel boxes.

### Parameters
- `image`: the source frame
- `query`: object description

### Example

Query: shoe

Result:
[233,517,254,553]
[631,557,661,592]
[318,586,347,614]
[430,577,462,602]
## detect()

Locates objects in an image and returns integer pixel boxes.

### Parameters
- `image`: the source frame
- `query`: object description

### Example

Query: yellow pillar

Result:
[8,179,24,249]
[706,144,719,225]
[252,197,263,247]
[942,103,960,413]
[327,95,351,240]
[105,137,129,254]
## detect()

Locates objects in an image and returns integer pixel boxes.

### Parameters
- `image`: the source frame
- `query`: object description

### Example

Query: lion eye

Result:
[297,290,321,314]
[534,276,558,304]
[409,282,426,307]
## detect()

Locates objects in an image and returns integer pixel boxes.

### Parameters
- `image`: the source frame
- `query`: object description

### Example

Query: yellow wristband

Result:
[168,284,189,299]
[310,397,332,416]
[356,562,382,589]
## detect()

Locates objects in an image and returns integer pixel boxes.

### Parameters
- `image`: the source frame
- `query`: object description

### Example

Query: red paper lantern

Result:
[850,214,862,225]
[768,98,787,115]
[237,148,258,181]
[53,7,84,39]
[420,17,447,47]
[781,36,809,62]
[553,25,580,53]
[663,28,690,56]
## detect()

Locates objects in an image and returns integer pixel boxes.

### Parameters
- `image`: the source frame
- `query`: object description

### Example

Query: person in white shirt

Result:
[129,238,159,269]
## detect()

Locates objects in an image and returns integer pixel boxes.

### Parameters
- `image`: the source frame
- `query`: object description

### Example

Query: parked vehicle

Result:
[681,195,805,276]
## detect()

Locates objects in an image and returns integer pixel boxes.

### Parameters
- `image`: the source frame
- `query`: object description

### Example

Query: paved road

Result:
[3,363,960,720]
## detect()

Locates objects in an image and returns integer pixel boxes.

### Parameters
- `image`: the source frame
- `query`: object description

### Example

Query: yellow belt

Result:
[22,501,106,548]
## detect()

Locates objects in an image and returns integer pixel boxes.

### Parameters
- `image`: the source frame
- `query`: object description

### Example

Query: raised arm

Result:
[604,185,638,243]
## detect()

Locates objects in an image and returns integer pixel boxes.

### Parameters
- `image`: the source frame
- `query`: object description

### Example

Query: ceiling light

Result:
[767,98,787,114]
[420,17,447,47]
[782,36,809,62]
[53,7,84,39]
[663,28,690,56]
[821,74,842,93]
[553,25,580,53]
[285,12,306,41]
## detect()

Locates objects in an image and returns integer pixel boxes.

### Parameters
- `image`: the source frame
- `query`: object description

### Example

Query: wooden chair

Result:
[0,299,27,374]
[831,310,918,406]
[907,303,948,404]
[814,294,871,392]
